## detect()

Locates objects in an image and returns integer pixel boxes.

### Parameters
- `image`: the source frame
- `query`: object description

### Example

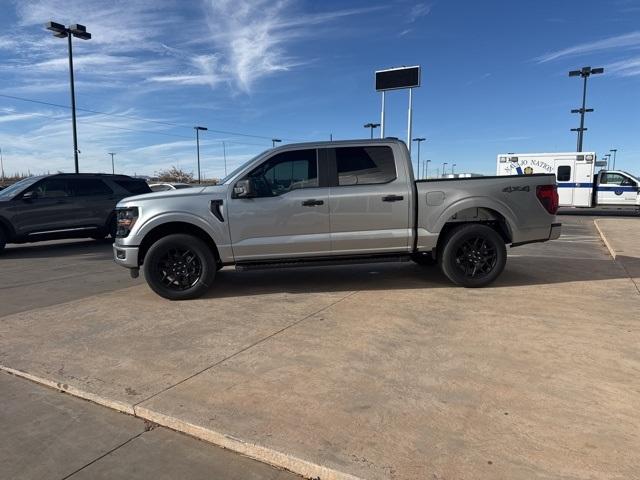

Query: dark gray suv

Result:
[0,173,151,251]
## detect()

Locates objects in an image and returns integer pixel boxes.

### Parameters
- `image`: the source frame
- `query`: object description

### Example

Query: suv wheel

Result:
[143,234,216,300]
[0,227,6,252]
[439,224,506,287]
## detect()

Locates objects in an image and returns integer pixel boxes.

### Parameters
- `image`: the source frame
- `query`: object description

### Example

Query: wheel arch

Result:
[0,216,15,241]
[138,221,221,267]
[435,206,512,257]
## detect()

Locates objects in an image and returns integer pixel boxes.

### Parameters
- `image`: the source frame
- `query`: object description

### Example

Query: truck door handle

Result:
[382,195,404,202]
[302,199,324,206]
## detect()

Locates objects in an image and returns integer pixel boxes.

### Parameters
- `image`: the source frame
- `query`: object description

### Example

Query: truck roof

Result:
[270,138,406,151]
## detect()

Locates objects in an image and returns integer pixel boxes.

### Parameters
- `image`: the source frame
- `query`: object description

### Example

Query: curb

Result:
[1,364,363,480]
[0,365,134,414]
[593,219,617,259]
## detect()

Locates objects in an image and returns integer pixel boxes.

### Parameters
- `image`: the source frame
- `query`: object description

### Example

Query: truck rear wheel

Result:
[143,234,216,300]
[439,224,506,287]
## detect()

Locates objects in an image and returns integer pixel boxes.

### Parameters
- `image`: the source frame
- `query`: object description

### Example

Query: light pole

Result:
[424,159,431,179]
[569,66,604,152]
[222,141,227,178]
[0,147,4,181]
[364,123,380,139]
[610,149,618,170]
[108,152,115,175]
[442,162,448,178]
[604,153,611,169]
[452,163,457,176]
[194,126,207,183]
[412,137,426,179]
[272,138,282,148]
[46,22,91,174]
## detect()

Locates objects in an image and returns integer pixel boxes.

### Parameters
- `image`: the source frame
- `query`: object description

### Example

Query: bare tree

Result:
[155,166,194,183]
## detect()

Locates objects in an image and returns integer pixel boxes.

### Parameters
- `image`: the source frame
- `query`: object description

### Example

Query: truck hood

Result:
[117,184,228,207]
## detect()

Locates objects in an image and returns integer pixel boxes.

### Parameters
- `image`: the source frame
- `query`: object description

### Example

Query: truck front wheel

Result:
[439,224,506,287]
[143,234,216,300]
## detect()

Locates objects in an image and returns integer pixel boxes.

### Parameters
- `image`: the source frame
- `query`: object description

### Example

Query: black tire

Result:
[108,215,117,239]
[92,216,116,241]
[411,251,437,266]
[143,234,216,300]
[0,227,6,252]
[439,224,506,287]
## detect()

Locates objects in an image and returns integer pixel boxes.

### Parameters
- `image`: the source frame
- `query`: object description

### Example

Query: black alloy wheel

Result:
[143,234,216,300]
[439,223,506,287]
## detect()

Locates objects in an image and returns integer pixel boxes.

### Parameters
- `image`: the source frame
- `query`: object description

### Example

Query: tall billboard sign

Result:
[375,66,421,152]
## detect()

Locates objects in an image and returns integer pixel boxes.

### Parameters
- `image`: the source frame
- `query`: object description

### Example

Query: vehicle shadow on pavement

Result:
[2,240,114,260]
[201,256,631,299]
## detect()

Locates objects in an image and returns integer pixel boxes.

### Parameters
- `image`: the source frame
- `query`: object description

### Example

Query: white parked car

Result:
[148,183,194,192]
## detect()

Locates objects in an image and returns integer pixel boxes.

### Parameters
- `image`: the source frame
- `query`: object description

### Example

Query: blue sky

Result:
[0,0,639,179]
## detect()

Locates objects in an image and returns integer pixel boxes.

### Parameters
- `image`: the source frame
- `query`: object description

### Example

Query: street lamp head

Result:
[412,137,426,142]
[272,138,282,143]
[569,66,604,77]
[69,24,91,39]
[46,21,66,33]
[194,126,208,131]
[610,148,617,153]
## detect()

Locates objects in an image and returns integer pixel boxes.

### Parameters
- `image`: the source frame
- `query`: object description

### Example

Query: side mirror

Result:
[22,190,37,201]
[233,179,254,198]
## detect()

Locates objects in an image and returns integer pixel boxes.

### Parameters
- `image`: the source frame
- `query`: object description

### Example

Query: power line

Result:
[0,93,297,142]
[1,107,271,147]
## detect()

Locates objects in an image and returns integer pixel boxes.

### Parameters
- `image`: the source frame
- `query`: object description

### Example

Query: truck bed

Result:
[413,174,558,250]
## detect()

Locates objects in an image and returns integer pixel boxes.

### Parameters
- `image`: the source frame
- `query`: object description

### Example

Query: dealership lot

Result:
[1,214,639,480]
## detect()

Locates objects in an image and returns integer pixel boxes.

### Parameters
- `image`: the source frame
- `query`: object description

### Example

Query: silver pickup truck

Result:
[113,139,561,300]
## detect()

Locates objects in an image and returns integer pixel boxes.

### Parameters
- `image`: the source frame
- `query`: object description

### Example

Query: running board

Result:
[235,253,411,272]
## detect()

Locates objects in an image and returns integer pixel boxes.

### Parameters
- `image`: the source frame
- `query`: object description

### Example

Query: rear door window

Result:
[334,146,396,186]
[114,179,152,194]
[69,179,113,196]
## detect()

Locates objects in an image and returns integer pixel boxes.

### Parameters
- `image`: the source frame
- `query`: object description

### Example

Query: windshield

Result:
[0,176,42,200]
[221,151,267,184]
[622,171,640,183]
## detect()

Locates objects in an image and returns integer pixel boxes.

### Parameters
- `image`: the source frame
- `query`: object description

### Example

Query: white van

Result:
[497,152,640,208]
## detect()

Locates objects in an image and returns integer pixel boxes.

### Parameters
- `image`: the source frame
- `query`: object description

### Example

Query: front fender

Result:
[126,210,233,262]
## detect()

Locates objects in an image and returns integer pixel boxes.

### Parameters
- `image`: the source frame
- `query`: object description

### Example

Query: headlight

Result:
[116,207,139,238]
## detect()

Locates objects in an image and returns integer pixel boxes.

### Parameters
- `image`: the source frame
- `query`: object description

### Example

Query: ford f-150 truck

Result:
[113,139,561,300]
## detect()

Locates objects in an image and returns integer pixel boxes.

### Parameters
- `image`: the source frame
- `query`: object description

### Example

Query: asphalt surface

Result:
[1,238,142,317]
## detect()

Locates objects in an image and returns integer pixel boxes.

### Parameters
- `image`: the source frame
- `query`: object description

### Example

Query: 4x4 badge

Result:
[502,185,530,193]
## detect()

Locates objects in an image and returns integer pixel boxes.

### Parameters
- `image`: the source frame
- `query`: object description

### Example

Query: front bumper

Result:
[113,243,140,269]
[549,222,562,240]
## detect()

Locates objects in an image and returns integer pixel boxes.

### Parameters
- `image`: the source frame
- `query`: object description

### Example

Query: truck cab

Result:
[594,170,640,206]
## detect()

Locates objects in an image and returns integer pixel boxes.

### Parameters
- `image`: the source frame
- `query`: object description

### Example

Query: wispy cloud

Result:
[534,31,640,63]
[202,0,383,92]
[408,3,432,23]
[606,56,640,76]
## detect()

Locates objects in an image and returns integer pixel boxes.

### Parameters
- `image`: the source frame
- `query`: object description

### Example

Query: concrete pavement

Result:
[0,371,299,480]
[1,216,639,479]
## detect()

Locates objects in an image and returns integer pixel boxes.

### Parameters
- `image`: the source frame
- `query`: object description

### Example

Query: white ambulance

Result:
[497,152,640,208]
